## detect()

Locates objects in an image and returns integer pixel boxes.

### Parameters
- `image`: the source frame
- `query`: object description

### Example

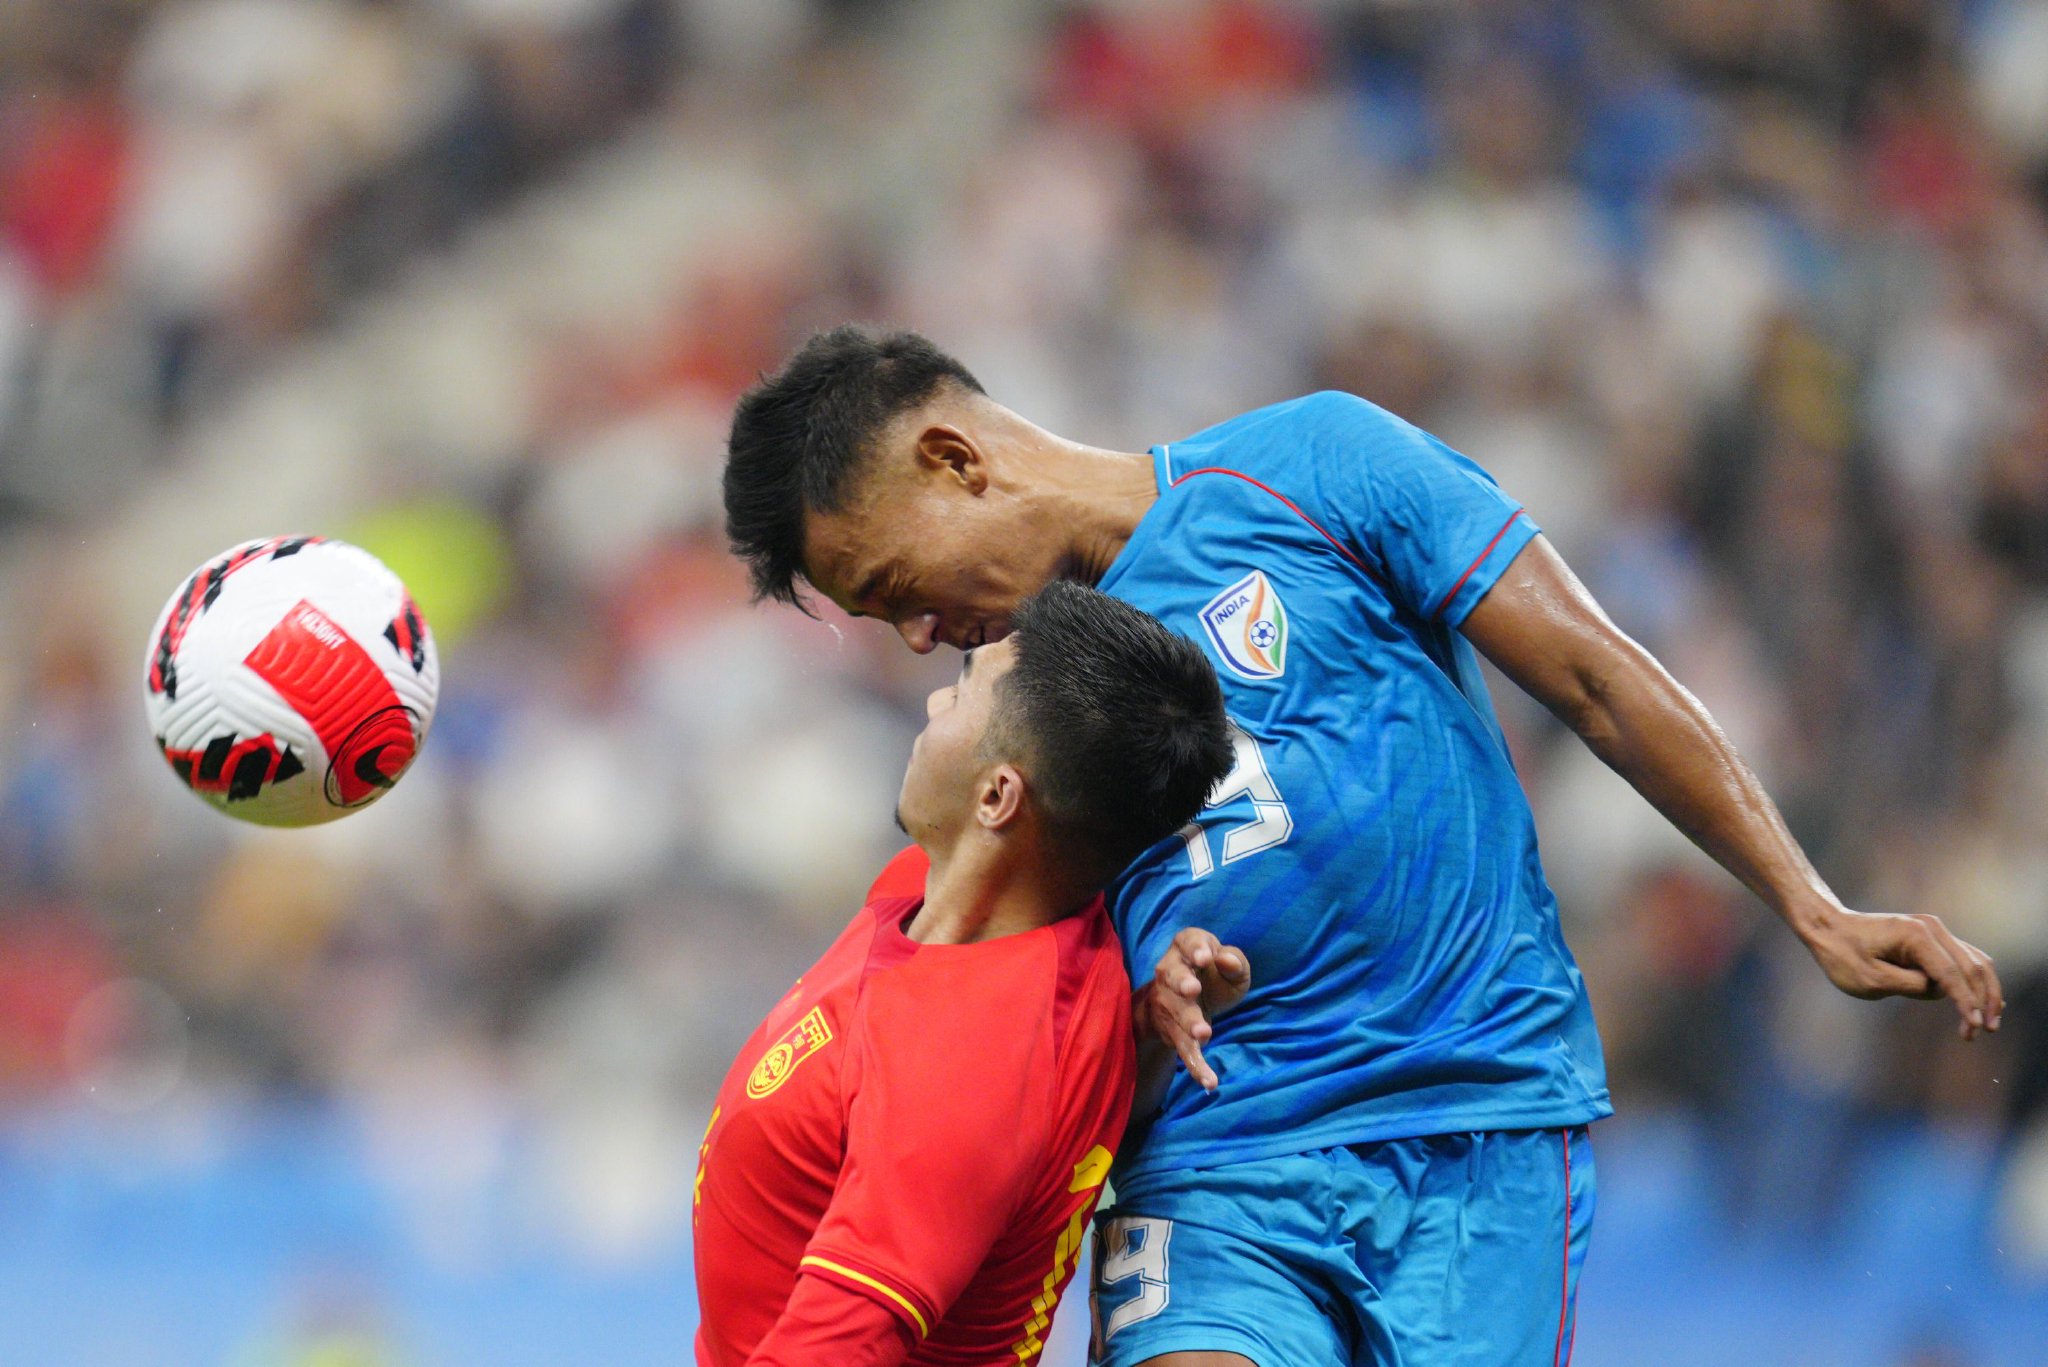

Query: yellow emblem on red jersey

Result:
[746,1005,833,1099]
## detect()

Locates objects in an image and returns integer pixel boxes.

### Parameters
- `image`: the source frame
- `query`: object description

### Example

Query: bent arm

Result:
[1461,536,2001,1037]
[1461,538,1823,923]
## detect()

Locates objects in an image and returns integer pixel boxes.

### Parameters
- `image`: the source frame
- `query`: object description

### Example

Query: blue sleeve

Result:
[1304,392,1540,625]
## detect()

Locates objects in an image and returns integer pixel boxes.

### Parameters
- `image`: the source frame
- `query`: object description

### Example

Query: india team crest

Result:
[747,1006,833,1099]
[1198,570,1289,680]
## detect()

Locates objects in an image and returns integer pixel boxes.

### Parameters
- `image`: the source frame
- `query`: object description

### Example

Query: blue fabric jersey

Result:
[1097,391,1612,1181]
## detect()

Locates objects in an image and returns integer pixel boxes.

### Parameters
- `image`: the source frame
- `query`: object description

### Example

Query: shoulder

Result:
[1160,392,1421,494]
[807,903,886,991]
[1047,900,1131,1060]
[861,910,1124,1059]
[1280,391,1431,454]
[1048,899,1126,998]
[851,938,1063,1123]
[863,845,928,903]
[1168,392,1399,455]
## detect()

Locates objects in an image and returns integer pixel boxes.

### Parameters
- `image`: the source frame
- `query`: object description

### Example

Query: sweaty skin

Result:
[1142,533,2004,1086]
[1461,537,2002,1038]
[777,383,2002,1367]
[1105,540,2005,1367]
[795,387,2002,1079]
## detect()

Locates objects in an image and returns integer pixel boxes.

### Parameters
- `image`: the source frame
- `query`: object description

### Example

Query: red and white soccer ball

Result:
[143,537,439,827]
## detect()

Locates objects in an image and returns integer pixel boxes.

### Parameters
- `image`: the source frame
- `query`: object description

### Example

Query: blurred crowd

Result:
[2,0,2048,1353]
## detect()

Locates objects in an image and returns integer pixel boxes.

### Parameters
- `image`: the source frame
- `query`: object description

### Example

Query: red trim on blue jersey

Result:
[1168,466,1389,590]
[1555,1128,1574,1367]
[1433,509,1527,621]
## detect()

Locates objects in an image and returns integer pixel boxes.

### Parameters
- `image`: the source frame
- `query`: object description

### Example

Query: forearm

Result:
[1464,538,1840,936]
[1559,635,1836,935]
[746,1273,917,1367]
[1466,536,1999,1032]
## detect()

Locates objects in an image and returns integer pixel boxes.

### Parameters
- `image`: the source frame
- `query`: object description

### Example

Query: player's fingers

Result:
[1164,1004,1217,1089]
[1900,918,1979,1031]
[1174,927,1222,971]
[1195,952,1251,1017]
[1150,997,1219,1090]
[1856,957,1931,1001]
[1155,948,1203,1001]
[1151,981,1211,1042]
[1914,917,1986,1019]
[1176,1034,1219,1092]
[1952,936,2003,1031]
[1926,920,1999,1038]
[1972,946,2006,1031]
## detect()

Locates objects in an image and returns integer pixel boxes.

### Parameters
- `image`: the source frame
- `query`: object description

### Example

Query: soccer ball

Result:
[143,537,439,827]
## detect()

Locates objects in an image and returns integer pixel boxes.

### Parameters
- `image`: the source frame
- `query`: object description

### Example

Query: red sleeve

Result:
[799,955,1054,1339]
[864,845,929,903]
[745,1272,916,1367]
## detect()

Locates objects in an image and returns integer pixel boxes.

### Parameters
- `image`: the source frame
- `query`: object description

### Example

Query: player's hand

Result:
[1800,905,2003,1041]
[1137,928,1252,1092]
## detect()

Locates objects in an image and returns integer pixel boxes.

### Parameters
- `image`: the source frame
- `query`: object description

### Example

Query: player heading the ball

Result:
[692,580,1235,1367]
[723,326,2002,1367]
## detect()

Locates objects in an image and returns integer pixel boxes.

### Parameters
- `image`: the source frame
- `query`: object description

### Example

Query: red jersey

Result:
[693,847,1135,1366]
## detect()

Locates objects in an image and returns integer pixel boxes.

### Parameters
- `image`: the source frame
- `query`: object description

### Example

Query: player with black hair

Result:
[724,327,988,612]
[722,324,2004,1367]
[693,580,1235,1367]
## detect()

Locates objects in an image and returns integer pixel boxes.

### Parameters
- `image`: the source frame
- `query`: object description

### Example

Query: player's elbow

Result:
[1551,659,1627,753]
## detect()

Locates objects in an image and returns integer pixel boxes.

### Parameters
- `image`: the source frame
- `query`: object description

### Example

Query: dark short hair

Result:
[992,581,1234,880]
[724,325,984,608]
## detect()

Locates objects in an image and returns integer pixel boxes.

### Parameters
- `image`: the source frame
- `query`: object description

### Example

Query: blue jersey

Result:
[1098,391,1611,1181]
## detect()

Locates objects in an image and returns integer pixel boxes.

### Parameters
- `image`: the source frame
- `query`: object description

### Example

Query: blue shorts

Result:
[1089,1127,1594,1367]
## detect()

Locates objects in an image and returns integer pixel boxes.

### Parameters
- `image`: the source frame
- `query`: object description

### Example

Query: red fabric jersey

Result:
[694,847,1135,1366]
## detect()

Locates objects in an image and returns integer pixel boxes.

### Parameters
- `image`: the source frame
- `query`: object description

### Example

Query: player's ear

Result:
[914,424,989,496]
[975,763,1026,833]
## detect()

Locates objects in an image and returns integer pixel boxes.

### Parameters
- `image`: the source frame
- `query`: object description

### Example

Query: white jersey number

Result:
[1180,722,1292,879]
[1093,1215,1173,1342]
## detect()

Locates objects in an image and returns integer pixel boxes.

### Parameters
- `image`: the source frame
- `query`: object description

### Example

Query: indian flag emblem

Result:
[1198,570,1289,680]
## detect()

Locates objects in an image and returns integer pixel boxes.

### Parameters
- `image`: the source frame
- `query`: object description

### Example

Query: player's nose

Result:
[925,687,947,719]
[896,613,939,654]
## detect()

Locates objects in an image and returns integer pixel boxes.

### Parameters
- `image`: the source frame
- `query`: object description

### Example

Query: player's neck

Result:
[907,839,1084,945]
[1031,438,1157,587]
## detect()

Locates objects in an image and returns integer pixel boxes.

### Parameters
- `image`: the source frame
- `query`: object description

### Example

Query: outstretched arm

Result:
[1461,536,2003,1040]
